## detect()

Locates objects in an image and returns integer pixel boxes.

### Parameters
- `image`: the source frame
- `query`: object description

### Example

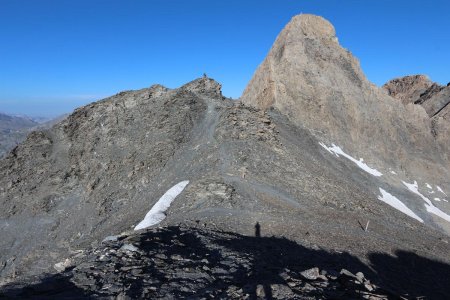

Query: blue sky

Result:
[0,0,449,117]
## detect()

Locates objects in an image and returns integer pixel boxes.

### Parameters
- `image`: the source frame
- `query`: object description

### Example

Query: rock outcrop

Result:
[382,75,440,105]
[241,14,449,184]
[383,75,450,162]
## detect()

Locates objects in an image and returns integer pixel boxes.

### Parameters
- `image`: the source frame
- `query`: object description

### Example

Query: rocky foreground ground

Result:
[4,225,450,299]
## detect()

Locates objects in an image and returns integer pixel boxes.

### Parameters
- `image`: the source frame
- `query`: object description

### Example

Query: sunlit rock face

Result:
[242,14,449,185]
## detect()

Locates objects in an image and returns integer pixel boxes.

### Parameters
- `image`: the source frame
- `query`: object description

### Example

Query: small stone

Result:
[356,272,365,282]
[256,284,265,297]
[300,267,320,280]
[102,235,118,243]
[340,269,356,279]
[287,281,297,287]
[131,268,143,275]
[155,253,167,259]
[120,244,139,252]
[364,282,374,292]
[54,258,72,272]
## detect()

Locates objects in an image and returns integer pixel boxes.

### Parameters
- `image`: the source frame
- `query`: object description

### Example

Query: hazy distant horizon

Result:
[1,0,449,117]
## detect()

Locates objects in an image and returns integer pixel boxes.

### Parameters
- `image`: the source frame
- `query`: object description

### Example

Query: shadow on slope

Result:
[1,225,450,299]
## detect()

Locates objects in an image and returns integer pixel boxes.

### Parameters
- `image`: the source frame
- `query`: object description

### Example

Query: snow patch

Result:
[437,186,447,196]
[319,143,382,177]
[426,183,433,190]
[425,205,450,223]
[403,181,450,223]
[390,170,397,175]
[434,198,441,202]
[134,180,189,230]
[377,188,423,223]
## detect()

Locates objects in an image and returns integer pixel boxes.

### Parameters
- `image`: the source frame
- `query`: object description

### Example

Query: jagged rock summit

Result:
[242,14,449,183]
[382,75,438,105]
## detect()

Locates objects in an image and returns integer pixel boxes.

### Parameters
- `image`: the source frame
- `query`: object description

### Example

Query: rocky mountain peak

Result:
[242,13,449,185]
[180,76,223,99]
[288,14,337,40]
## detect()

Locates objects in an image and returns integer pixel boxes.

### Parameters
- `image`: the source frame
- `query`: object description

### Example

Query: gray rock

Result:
[120,244,139,252]
[102,235,119,243]
[256,284,266,297]
[356,271,365,282]
[300,267,320,280]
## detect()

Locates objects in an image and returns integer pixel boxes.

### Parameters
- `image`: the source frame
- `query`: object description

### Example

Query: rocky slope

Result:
[1,15,450,299]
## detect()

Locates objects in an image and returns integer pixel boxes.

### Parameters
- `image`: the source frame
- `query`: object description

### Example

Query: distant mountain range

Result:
[0,112,67,157]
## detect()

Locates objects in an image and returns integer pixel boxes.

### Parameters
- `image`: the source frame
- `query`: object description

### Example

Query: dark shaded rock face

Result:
[1,15,450,299]
[3,226,450,299]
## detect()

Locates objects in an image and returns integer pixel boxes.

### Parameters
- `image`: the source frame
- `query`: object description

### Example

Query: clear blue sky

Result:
[1,0,449,117]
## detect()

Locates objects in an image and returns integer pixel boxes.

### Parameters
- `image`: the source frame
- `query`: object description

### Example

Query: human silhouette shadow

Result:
[2,225,450,299]
[255,222,261,237]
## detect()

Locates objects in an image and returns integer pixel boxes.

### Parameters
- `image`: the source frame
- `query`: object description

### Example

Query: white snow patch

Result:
[444,199,449,203]
[437,186,447,196]
[425,205,450,223]
[434,198,441,202]
[426,183,433,190]
[403,181,450,223]
[403,181,432,205]
[319,143,382,177]
[134,180,189,230]
[377,188,423,223]
[390,170,397,175]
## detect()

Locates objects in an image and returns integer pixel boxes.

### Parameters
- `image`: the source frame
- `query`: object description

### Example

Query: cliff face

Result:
[242,14,449,184]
